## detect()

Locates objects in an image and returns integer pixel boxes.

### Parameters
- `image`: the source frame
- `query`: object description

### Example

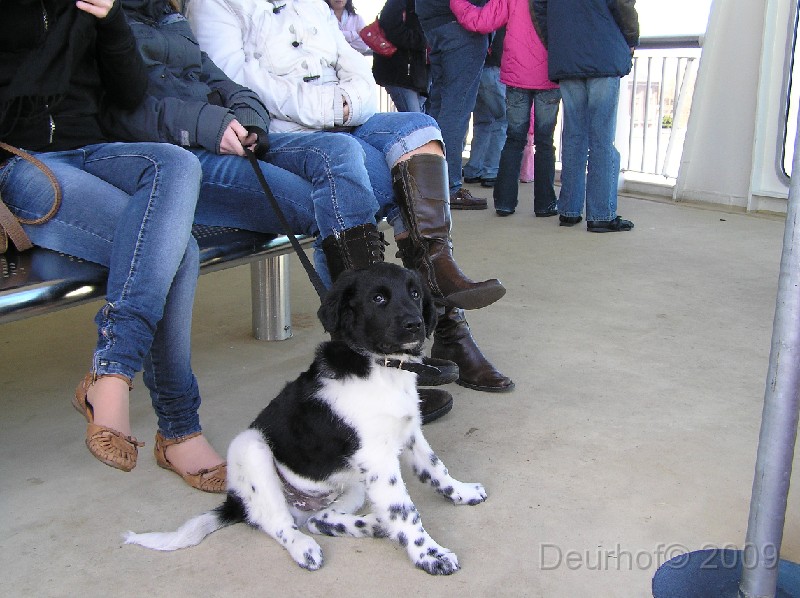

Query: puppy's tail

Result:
[124,496,245,551]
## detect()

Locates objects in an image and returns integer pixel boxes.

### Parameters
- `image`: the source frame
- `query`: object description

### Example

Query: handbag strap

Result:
[244,148,329,300]
[0,141,62,253]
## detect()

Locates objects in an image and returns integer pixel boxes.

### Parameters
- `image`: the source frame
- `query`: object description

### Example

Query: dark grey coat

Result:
[102,0,270,153]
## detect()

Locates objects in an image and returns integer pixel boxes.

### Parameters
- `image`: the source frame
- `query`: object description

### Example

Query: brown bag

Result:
[0,142,62,253]
[359,19,398,57]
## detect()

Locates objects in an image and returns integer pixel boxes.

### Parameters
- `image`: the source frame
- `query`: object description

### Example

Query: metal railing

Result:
[620,35,703,179]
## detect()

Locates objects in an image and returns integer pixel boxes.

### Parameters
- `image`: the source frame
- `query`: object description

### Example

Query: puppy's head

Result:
[318,262,437,355]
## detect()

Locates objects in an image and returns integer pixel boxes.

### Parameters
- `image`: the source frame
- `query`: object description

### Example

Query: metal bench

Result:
[0,224,314,341]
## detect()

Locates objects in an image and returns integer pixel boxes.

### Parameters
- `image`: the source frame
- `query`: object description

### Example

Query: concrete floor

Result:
[1,187,798,598]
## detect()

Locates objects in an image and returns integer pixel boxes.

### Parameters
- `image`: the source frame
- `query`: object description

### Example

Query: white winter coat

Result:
[186,0,378,133]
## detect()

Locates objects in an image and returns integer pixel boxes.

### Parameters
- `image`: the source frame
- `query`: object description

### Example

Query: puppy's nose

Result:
[404,317,423,333]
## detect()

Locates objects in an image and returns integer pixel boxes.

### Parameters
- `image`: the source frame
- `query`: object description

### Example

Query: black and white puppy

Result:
[124,262,487,575]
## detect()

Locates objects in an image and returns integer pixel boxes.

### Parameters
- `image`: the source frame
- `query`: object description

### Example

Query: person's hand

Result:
[219,119,258,156]
[75,0,115,19]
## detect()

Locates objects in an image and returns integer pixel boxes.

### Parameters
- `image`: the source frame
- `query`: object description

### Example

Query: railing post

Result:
[738,113,800,598]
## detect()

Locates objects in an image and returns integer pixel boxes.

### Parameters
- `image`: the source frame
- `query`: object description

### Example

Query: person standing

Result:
[416,0,489,210]
[326,0,371,55]
[533,0,638,232]
[372,0,430,113]
[462,27,507,189]
[451,0,560,217]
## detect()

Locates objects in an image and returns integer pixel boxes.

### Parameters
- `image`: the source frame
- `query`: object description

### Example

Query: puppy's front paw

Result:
[287,534,324,571]
[440,481,487,505]
[415,547,460,575]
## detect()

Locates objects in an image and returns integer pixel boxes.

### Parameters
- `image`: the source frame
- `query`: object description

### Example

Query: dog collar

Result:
[375,357,443,378]
[277,467,341,512]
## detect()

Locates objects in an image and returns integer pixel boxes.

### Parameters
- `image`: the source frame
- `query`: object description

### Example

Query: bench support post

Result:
[250,255,292,341]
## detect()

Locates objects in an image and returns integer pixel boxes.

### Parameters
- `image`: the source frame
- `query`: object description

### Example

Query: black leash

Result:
[244,148,329,300]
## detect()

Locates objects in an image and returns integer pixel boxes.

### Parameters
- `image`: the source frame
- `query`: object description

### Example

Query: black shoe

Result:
[480,178,497,188]
[559,215,583,227]
[417,356,459,386]
[419,388,453,424]
[587,216,634,233]
[463,176,483,184]
[495,209,514,217]
[535,208,558,217]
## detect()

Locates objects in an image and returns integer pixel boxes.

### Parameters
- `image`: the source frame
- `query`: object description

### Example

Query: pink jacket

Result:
[449,0,557,91]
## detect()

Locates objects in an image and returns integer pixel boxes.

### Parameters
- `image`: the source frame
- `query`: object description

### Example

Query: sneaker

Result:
[450,188,488,210]
[559,215,583,227]
[587,216,634,232]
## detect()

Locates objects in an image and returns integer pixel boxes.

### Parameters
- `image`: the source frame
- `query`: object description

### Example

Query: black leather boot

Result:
[419,388,453,424]
[391,154,506,310]
[431,307,514,392]
[320,223,387,282]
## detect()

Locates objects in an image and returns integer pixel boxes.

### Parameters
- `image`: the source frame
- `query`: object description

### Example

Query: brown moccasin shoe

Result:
[154,432,227,493]
[73,372,143,472]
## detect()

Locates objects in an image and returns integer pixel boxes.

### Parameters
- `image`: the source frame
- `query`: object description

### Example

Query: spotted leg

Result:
[227,430,324,570]
[354,454,460,575]
[306,483,381,538]
[402,430,487,506]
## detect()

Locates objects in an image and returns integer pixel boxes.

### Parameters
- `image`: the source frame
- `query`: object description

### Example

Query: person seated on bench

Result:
[186,0,515,393]
[0,0,256,490]
[102,0,461,422]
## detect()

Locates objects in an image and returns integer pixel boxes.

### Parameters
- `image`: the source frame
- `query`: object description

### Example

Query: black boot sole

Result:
[438,282,506,311]
[417,356,459,386]
[455,378,516,393]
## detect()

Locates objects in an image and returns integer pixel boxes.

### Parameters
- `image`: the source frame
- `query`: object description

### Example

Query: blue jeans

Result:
[264,111,443,287]
[557,77,621,221]
[423,21,488,194]
[494,86,561,214]
[463,66,507,180]
[386,85,427,113]
[0,142,205,438]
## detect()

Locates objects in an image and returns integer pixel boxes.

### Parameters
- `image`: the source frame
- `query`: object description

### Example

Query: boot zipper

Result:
[45,107,55,144]
[41,0,49,30]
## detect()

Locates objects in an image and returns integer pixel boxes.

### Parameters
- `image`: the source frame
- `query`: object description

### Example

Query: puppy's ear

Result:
[317,269,357,334]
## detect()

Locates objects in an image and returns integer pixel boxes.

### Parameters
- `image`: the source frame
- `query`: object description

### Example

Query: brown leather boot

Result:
[391,154,505,310]
[320,223,387,282]
[431,307,514,392]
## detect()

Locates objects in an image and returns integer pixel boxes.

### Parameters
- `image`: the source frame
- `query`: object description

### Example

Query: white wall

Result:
[675,0,792,212]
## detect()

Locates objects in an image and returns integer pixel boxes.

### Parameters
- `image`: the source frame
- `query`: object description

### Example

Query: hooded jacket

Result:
[101,0,270,153]
[450,0,556,91]
[185,0,378,133]
[532,0,639,81]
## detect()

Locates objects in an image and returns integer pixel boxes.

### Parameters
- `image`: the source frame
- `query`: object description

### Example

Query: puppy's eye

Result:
[373,293,386,304]
[410,288,420,300]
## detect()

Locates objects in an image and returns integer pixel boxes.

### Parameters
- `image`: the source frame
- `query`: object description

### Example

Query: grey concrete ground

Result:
[1,188,798,598]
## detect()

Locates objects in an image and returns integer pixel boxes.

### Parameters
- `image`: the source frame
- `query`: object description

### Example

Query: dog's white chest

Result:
[321,366,420,435]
